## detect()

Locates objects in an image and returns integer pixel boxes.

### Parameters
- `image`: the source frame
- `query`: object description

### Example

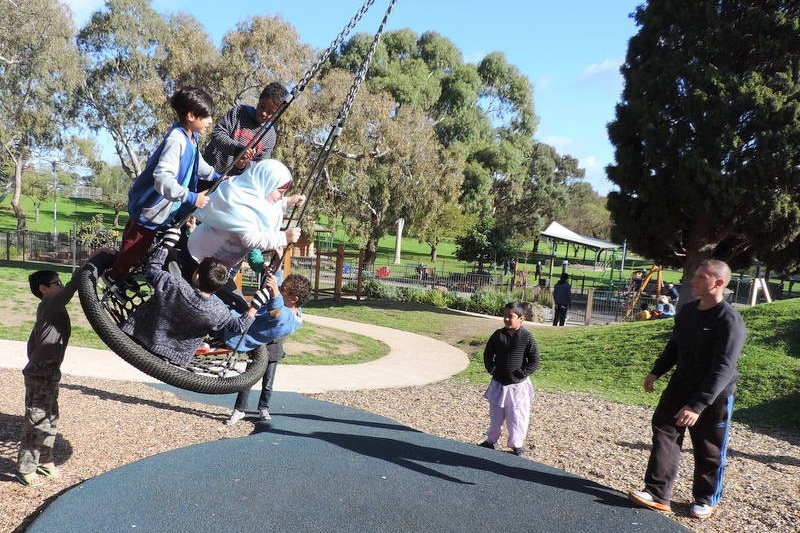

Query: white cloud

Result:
[579,155,614,196]
[580,155,604,175]
[542,135,573,152]
[578,58,622,82]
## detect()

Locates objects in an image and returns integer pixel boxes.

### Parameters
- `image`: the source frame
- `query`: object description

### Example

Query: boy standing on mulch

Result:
[479,301,540,457]
[16,269,78,486]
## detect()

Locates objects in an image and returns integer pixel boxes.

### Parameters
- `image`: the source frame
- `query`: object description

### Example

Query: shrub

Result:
[529,287,553,308]
[467,288,507,316]
[363,279,395,299]
[418,288,454,308]
[395,286,424,303]
[359,280,545,320]
[76,214,117,248]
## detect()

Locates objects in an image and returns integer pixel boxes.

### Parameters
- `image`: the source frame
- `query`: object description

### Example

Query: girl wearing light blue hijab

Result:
[188,159,304,269]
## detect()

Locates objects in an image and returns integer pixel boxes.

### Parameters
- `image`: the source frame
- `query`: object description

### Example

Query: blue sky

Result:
[64,0,641,195]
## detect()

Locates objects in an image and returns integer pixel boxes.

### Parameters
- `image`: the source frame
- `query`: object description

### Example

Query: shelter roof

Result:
[541,221,621,251]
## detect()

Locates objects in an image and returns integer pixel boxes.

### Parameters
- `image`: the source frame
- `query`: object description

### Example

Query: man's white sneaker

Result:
[224,409,246,425]
[689,503,715,520]
[627,490,672,512]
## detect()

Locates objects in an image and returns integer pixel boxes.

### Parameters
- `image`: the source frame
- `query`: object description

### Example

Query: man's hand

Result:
[643,373,658,393]
[674,406,699,427]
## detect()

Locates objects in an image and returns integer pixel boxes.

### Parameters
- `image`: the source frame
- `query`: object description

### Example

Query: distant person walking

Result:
[552,273,571,326]
[478,302,539,457]
[628,259,745,520]
[666,283,680,306]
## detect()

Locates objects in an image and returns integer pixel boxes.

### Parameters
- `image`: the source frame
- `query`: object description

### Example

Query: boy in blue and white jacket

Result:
[107,87,218,284]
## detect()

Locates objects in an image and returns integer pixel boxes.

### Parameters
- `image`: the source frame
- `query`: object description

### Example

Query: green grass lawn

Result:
[2,195,691,288]
[305,298,800,433]
[2,200,798,432]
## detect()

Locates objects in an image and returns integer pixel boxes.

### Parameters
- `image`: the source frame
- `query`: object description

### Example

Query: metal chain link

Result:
[283,0,398,230]
[294,0,379,95]
[201,0,384,190]
[335,0,398,125]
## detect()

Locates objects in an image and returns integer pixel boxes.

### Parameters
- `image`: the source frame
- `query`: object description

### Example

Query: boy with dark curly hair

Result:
[223,252,311,425]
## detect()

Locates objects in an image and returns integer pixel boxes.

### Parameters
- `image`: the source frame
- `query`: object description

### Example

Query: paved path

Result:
[0,313,469,393]
[5,314,688,533]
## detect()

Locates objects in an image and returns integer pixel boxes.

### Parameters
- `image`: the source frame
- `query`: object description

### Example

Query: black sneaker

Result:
[100,270,119,288]
[478,440,496,450]
[101,270,138,297]
[512,447,526,457]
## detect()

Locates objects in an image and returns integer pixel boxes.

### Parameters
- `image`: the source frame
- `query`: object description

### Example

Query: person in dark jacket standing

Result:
[628,259,745,520]
[478,302,540,457]
[552,273,571,326]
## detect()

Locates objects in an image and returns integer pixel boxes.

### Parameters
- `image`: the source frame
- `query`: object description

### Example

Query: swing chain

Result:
[286,0,397,229]
[268,0,398,276]
[336,0,398,126]
[295,0,379,95]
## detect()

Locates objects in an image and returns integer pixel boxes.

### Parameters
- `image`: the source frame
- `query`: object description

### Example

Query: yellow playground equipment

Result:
[626,265,663,318]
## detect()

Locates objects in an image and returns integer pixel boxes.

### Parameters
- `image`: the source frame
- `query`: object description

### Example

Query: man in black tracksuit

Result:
[628,259,745,520]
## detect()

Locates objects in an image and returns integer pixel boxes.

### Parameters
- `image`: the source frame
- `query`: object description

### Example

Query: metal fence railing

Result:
[0,230,112,269]
[4,231,794,325]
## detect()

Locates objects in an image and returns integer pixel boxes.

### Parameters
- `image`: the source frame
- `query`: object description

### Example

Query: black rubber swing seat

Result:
[76,251,268,394]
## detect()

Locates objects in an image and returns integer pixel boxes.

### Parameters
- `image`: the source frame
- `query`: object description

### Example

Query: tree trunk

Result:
[363,240,378,269]
[12,161,26,231]
[429,245,437,262]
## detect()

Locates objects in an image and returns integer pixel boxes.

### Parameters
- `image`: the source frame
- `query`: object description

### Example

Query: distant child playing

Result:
[16,269,79,486]
[223,266,312,425]
[107,87,218,285]
[479,301,540,457]
[121,228,270,365]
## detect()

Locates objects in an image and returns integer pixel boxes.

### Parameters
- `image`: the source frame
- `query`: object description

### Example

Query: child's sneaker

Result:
[224,409,246,425]
[15,471,45,487]
[101,270,135,299]
[36,463,60,478]
[477,440,496,450]
[258,409,272,421]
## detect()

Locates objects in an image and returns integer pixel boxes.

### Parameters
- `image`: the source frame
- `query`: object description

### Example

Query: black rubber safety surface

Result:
[25,389,689,533]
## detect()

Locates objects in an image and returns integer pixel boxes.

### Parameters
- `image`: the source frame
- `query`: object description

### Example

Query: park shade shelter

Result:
[540,221,622,266]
